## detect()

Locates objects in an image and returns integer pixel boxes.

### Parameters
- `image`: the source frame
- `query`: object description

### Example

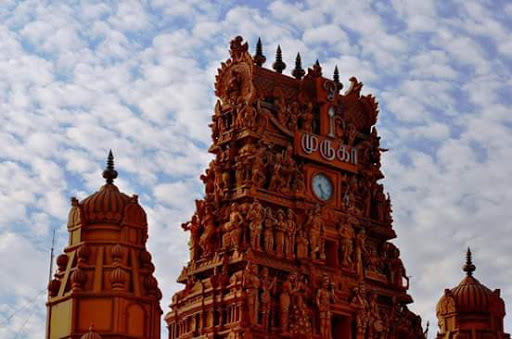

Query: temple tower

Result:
[436,249,510,339]
[46,152,162,339]
[165,36,425,339]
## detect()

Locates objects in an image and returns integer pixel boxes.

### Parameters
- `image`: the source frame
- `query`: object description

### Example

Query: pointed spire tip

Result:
[102,149,118,184]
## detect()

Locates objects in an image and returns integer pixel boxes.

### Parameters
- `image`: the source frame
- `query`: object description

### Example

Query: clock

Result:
[312,173,333,201]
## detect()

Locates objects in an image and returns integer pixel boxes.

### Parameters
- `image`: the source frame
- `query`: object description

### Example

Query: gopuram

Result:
[164,36,426,339]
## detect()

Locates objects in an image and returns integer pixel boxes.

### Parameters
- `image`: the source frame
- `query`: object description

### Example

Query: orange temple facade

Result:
[45,37,509,339]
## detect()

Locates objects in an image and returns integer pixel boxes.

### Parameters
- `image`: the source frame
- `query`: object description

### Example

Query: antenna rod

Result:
[48,229,56,283]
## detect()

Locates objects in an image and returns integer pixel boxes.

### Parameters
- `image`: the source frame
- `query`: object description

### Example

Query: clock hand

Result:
[317,184,326,199]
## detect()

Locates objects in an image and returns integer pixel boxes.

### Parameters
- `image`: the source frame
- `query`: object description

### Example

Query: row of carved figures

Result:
[182,200,408,288]
[231,263,408,338]
[201,143,305,205]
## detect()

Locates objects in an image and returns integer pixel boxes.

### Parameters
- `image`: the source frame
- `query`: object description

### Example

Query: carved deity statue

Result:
[274,209,287,257]
[199,203,216,255]
[355,228,368,277]
[247,199,263,250]
[260,267,277,330]
[269,153,286,192]
[285,209,296,260]
[296,228,309,259]
[306,205,325,260]
[338,217,355,267]
[279,272,298,333]
[351,283,369,337]
[300,102,314,133]
[181,214,202,260]
[316,275,336,339]
[225,203,244,251]
[263,208,274,253]
[251,147,267,188]
[242,263,260,325]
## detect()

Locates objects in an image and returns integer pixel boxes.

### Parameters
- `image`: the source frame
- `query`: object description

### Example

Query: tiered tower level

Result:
[165,36,426,339]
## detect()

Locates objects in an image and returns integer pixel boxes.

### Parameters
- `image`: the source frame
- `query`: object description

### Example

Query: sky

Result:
[0,0,511,338]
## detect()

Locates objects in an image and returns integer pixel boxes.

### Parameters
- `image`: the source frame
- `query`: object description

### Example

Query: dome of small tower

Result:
[437,248,495,315]
[80,151,131,224]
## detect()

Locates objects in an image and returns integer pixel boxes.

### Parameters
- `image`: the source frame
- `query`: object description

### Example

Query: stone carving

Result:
[279,272,296,332]
[242,262,260,325]
[263,207,275,253]
[181,214,201,260]
[306,204,325,260]
[260,267,276,330]
[355,228,368,277]
[338,217,355,267]
[225,203,244,251]
[285,209,296,260]
[247,199,264,251]
[274,209,287,257]
[316,275,336,339]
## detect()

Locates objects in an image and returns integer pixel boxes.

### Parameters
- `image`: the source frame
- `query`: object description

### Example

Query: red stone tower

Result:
[46,152,162,339]
[436,249,510,339]
[165,36,426,338]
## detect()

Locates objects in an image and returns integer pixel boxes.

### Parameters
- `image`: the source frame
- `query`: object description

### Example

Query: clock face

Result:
[312,173,333,201]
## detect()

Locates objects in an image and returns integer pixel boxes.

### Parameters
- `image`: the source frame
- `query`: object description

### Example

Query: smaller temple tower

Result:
[436,248,510,339]
[46,152,162,339]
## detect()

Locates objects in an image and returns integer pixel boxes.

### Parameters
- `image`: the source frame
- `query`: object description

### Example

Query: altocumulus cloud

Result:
[0,1,511,338]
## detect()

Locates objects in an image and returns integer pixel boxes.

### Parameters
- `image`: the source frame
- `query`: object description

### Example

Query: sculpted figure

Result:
[346,123,357,146]
[199,204,216,255]
[289,274,312,336]
[296,228,309,259]
[251,147,267,188]
[281,144,296,191]
[242,263,260,325]
[247,199,263,250]
[274,209,287,257]
[306,205,325,260]
[374,184,386,221]
[287,101,299,131]
[263,208,274,253]
[268,153,286,192]
[351,284,369,337]
[275,95,288,126]
[181,214,202,260]
[338,217,355,267]
[260,267,277,330]
[285,209,296,259]
[280,272,298,333]
[292,164,305,192]
[241,100,257,128]
[200,161,216,199]
[355,228,368,277]
[316,275,336,339]
[225,203,244,251]
[300,102,314,133]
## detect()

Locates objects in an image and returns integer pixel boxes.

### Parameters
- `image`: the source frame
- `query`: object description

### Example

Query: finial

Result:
[253,37,266,66]
[272,45,286,73]
[102,150,118,184]
[463,247,476,277]
[333,65,343,90]
[311,59,322,77]
[292,53,305,79]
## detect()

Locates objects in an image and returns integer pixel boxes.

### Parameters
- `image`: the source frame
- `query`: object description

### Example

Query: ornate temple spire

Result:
[102,150,118,184]
[292,52,305,79]
[254,37,266,66]
[463,247,476,277]
[333,65,342,90]
[272,45,286,73]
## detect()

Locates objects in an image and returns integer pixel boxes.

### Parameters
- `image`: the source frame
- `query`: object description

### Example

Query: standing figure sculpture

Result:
[316,275,336,339]
[279,272,298,333]
[274,209,287,257]
[306,205,325,260]
[225,203,244,251]
[263,208,275,253]
[355,228,368,277]
[260,267,277,330]
[247,199,264,250]
[285,209,296,260]
[242,263,260,325]
[338,217,355,267]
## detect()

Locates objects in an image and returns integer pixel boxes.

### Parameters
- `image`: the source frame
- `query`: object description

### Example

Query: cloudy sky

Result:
[0,0,511,337]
